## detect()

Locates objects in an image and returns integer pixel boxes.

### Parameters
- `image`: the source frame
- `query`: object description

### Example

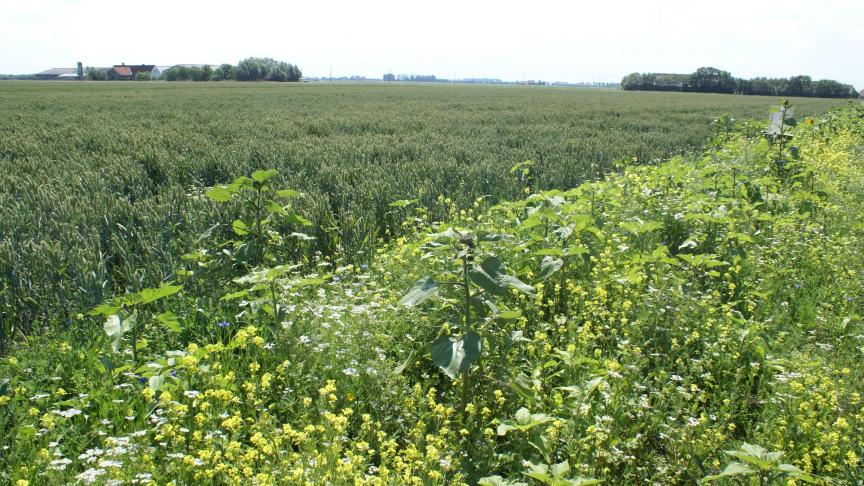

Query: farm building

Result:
[126,65,161,79]
[109,66,132,80]
[108,65,133,80]
[34,68,79,80]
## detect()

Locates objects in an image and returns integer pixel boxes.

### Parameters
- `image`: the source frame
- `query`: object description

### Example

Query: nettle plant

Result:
[400,228,535,407]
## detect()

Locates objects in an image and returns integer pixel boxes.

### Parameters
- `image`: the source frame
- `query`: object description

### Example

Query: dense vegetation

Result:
[0,83,846,347]
[622,67,858,99]
[162,58,302,82]
[1,96,862,484]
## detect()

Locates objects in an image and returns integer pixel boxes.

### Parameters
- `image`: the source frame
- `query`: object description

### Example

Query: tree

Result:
[235,57,301,82]
[214,64,235,80]
[687,67,735,94]
[86,67,108,81]
[785,75,812,97]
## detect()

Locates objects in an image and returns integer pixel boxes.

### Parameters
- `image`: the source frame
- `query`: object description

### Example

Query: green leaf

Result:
[777,464,816,483]
[251,169,279,183]
[400,276,439,307]
[499,407,554,436]
[103,312,136,353]
[136,284,182,305]
[539,257,564,280]
[205,185,234,202]
[549,461,570,479]
[566,245,590,256]
[496,309,522,320]
[276,189,301,198]
[533,248,564,257]
[478,476,527,486]
[292,274,332,289]
[431,331,481,379]
[620,220,664,235]
[470,256,535,297]
[155,311,182,333]
[700,462,755,482]
[103,315,123,352]
[565,478,603,486]
[389,198,418,208]
[232,219,249,236]
[476,231,510,242]
[148,374,165,393]
[284,213,312,226]
[523,462,551,483]
[89,300,121,317]
[220,289,250,301]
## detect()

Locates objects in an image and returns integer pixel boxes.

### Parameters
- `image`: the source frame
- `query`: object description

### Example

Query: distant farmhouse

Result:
[34,62,165,80]
[35,68,80,80]
[35,63,84,80]
[108,64,161,80]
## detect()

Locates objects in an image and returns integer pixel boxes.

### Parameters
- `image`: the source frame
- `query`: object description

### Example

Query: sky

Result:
[2,0,862,89]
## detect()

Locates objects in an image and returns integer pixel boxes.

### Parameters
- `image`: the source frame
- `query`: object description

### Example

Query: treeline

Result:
[622,67,857,98]
[164,57,302,82]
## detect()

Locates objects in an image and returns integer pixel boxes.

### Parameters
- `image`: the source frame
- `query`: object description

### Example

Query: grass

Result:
[0,97,862,484]
[0,82,846,342]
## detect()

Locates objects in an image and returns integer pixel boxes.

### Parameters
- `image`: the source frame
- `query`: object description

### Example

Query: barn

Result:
[34,68,79,80]
[108,65,133,80]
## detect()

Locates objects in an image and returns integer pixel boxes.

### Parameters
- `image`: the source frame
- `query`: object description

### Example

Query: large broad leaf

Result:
[103,315,123,352]
[620,220,664,235]
[497,407,555,436]
[776,464,816,483]
[565,478,603,486]
[205,185,234,202]
[700,462,755,483]
[431,331,481,379]
[134,284,182,305]
[155,311,182,333]
[470,256,535,297]
[284,213,312,226]
[539,257,564,280]
[251,169,279,183]
[148,374,165,393]
[400,276,439,307]
[89,300,121,317]
[533,248,564,257]
[231,219,249,236]
[478,476,527,486]
[389,198,418,208]
[103,313,137,353]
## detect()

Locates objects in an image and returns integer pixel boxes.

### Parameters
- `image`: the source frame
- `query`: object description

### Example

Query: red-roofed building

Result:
[108,64,133,80]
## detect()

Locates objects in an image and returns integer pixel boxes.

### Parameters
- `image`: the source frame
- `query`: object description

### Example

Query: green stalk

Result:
[461,249,471,409]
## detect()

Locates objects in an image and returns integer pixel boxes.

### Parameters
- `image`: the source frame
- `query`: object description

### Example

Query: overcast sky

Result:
[2,0,862,88]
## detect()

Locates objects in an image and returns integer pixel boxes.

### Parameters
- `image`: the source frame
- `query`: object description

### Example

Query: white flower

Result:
[47,458,72,471]
[342,367,359,377]
[76,468,107,485]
